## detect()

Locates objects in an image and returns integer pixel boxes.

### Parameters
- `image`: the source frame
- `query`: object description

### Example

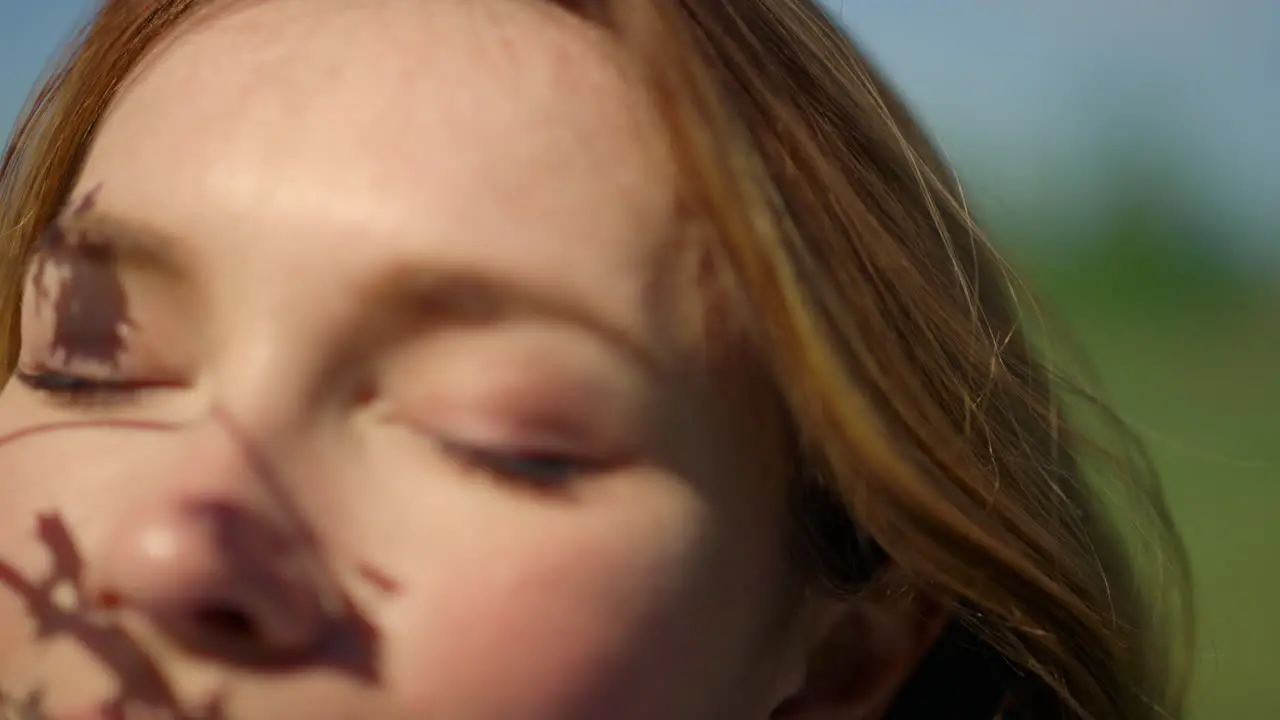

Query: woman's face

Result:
[0,1,804,718]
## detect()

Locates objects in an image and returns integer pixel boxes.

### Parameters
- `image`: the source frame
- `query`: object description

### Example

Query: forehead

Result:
[73,0,684,344]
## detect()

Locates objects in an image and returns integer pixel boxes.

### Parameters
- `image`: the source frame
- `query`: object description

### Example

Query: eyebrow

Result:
[37,207,663,376]
[361,266,664,375]
[31,208,192,281]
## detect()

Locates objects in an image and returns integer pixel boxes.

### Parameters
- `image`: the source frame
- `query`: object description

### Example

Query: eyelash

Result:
[12,368,147,406]
[438,439,597,486]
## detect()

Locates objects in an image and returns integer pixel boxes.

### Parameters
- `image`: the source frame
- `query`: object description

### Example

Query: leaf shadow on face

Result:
[1,193,394,719]
[0,509,225,720]
[26,188,132,373]
[0,416,393,718]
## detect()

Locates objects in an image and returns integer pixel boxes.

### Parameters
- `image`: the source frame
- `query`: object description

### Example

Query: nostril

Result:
[194,602,258,640]
[96,588,123,609]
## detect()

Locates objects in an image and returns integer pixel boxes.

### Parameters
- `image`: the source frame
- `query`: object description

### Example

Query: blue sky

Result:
[2,1,1277,252]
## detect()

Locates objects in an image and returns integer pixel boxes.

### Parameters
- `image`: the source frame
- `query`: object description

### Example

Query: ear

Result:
[770,568,951,720]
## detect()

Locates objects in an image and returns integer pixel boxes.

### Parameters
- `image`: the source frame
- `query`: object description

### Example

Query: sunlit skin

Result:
[0,1,824,718]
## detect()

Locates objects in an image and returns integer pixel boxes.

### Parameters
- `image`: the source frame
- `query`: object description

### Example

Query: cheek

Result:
[0,419,125,677]
[0,411,154,517]
[373,475,772,720]
[0,415,109,551]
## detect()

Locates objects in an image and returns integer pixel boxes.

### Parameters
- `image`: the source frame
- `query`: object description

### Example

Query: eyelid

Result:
[438,440,601,485]
[393,408,593,455]
[386,385,640,463]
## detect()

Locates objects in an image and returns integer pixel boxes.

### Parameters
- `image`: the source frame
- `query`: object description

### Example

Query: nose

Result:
[88,497,328,666]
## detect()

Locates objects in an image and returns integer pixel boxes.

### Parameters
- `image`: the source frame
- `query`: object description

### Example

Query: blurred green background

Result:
[2,2,1277,718]
[991,140,1278,718]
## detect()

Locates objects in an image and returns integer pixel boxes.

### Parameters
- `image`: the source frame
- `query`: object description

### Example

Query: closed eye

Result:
[12,368,149,406]
[440,440,599,485]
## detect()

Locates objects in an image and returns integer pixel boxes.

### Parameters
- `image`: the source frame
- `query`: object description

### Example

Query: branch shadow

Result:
[0,416,392,717]
[0,190,394,718]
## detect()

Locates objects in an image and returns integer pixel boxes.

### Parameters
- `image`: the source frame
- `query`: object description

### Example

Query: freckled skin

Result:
[0,1,804,719]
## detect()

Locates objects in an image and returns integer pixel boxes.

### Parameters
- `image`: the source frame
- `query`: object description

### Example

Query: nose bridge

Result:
[145,399,304,513]
[195,200,382,442]
[207,403,300,504]
[203,269,367,449]
[212,319,323,434]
